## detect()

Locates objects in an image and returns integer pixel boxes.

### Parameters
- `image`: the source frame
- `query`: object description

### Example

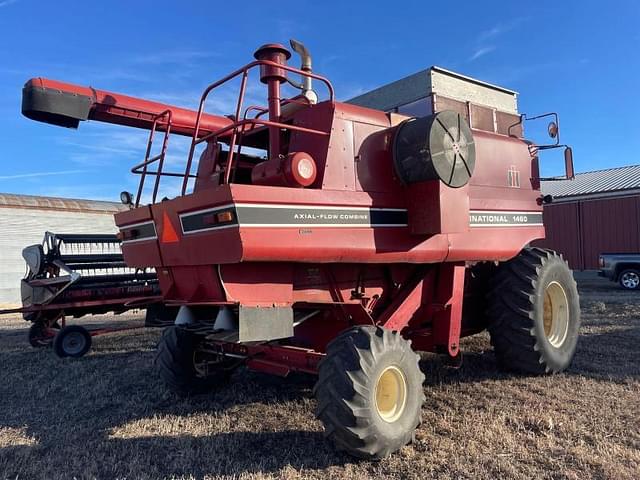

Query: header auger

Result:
[22,39,580,458]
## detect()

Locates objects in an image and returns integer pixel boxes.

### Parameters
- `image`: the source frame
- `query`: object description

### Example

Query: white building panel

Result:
[0,194,124,306]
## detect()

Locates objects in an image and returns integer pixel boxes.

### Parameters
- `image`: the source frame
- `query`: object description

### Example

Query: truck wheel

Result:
[618,269,640,290]
[155,326,232,396]
[314,326,425,459]
[53,325,92,358]
[487,248,580,374]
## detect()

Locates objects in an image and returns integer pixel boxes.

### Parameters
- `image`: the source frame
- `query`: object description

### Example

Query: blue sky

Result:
[0,0,639,200]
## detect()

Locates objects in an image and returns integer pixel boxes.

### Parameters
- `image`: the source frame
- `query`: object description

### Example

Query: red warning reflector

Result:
[161,211,179,243]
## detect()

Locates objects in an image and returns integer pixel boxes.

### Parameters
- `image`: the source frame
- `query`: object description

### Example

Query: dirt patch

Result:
[0,274,638,479]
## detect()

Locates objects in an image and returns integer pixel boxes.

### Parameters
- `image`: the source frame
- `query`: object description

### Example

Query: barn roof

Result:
[0,192,125,213]
[541,164,640,199]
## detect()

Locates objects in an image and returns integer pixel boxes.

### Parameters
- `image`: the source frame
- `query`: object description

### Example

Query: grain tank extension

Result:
[22,40,580,459]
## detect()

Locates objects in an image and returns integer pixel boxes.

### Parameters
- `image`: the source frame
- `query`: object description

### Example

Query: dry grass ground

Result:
[0,273,638,479]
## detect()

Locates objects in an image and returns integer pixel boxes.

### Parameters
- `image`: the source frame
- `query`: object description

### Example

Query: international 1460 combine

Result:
[21,40,580,458]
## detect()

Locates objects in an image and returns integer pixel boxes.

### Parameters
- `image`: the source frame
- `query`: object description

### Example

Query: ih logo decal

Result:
[161,211,179,243]
[507,165,521,188]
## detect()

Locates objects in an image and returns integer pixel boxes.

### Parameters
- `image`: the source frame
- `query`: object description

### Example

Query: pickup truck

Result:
[598,253,640,290]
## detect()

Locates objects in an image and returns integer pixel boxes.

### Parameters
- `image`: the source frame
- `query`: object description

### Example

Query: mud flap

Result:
[239,306,293,342]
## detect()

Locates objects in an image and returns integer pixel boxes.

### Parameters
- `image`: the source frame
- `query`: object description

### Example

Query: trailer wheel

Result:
[618,269,640,290]
[487,248,580,374]
[314,326,425,459]
[155,326,231,396]
[53,325,92,358]
[28,322,60,348]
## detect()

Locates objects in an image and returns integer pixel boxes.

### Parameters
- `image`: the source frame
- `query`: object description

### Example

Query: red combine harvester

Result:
[21,40,580,458]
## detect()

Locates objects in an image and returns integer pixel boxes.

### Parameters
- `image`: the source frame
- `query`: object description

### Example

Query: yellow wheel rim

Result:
[543,281,570,348]
[375,365,407,423]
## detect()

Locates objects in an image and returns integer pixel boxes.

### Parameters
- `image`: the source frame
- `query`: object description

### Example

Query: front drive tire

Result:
[487,248,580,374]
[314,326,425,459]
[155,326,230,396]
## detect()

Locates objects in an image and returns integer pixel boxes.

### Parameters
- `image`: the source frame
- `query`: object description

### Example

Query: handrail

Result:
[133,109,172,206]
[182,59,334,194]
[131,60,335,201]
[194,118,329,147]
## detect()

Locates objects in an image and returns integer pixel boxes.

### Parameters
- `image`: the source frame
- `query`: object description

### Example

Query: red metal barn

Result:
[537,165,640,270]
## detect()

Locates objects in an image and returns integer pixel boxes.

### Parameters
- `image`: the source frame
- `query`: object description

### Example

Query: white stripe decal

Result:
[469,210,543,227]
[175,204,543,234]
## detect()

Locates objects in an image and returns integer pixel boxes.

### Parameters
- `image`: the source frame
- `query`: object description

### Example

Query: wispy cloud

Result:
[0,169,88,180]
[472,60,564,85]
[131,50,221,65]
[36,184,123,201]
[276,19,305,40]
[469,17,529,63]
[5,49,222,87]
[135,79,266,115]
[0,0,19,7]
[335,82,374,102]
[469,46,496,61]
[477,17,529,43]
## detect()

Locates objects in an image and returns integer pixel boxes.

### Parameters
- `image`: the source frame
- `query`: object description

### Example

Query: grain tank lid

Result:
[429,66,518,96]
[347,66,519,115]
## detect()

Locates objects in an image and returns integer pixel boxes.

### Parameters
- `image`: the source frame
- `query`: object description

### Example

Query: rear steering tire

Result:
[314,326,425,459]
[155,326,232,396]
[487,247,580,374]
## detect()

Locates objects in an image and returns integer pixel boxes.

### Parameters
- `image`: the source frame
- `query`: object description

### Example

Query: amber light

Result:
[217,211,234,223]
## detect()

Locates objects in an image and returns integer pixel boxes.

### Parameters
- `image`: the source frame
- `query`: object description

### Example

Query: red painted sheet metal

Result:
[25,77,233,137]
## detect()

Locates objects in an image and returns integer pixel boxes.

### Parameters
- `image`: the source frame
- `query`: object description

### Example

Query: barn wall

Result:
[0,207,118,305]
[580,196,640,268]
[535,194,640,270]
[539,202,582,269]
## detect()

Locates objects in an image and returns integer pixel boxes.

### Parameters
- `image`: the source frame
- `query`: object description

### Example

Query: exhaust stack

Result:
[289,39,317,104]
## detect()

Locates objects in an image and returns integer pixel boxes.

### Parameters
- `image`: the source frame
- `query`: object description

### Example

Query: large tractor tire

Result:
[314,326,425,459]
[487,248,580,374]
[155,326,232,396]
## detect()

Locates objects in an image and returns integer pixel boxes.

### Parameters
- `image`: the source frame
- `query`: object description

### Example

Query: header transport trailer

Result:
[20,40,579,458]
[0,231,171,357]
